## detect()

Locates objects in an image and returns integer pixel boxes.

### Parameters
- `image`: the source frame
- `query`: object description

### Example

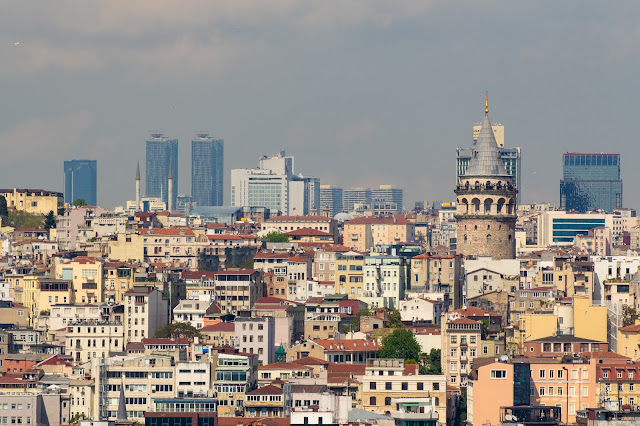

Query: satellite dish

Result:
[505,414,513,421]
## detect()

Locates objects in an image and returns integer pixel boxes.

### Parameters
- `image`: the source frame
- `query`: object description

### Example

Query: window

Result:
[470,336,476,344]
[401,382,408,390]
[539,386,545,396]
[557,387,563,396]
[417,382,423,391]
[450,363,457,371]
[491,370,507,379]
[617,370,623,379]
[451,336,457,344]
[548,387,554,396]
[385,382,392,390]
[603,370,609,379]
[385,397,391,406]
[369,382,376,390]
[369,397,376,406]
[549,369,554,379]
[581,386,588,397]
[557,369,564,379]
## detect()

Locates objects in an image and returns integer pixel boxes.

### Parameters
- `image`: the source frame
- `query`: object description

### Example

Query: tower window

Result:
[487,235,492,243]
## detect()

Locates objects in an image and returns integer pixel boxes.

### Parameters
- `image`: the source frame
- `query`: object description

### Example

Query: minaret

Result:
[454,93,517,260]
[135,162,141,212]
[167,158,174,212]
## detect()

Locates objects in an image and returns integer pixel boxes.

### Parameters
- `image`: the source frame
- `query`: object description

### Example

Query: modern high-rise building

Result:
[560,153,622,213]
[319,185,343,217]
[457,124,521,204]
[191,133,224,207]
[145,133,178,209]
[342,188,372,212]
[371,184,404,213]
[230,151,319,215]
[63,160,97,206]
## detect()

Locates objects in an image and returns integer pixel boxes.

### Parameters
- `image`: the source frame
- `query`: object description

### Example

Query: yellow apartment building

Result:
[56,257,104,304]
[108,232,145,263]
[0,188,63,215]
[335,253,365,297]
[103,262,137,304]
[343,216,415,252]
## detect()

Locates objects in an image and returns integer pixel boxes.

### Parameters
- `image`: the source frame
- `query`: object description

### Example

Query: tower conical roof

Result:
[464,96,508,177]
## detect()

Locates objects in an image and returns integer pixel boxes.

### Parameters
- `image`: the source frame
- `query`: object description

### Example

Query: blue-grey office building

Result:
[63,160,97,206]
[191,133,224,207]
[560,153,622,213]
[146,133,178,208]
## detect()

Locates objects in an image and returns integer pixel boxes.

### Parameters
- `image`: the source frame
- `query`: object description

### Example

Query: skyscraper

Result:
[560,153,622,213]
[371,185,404,213]
[63,160,97,206]
[146,133,178,209]
[191,133,224,207]
[319,185,343,217]
[342,188,372,212]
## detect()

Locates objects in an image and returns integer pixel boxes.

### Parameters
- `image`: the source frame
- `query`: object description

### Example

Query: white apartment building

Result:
[91,355,176,422]
[124,286,168,343]
[49,304,102,331]
[66,320,125,363]
[399,298,442,325]
[214,270,263,314]
[176,361,211,397]
[361,255,407,310]
[172,300,218,330]
[234,317,276,366]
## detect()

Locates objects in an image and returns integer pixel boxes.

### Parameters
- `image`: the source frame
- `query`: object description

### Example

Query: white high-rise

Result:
[230,151,319,215]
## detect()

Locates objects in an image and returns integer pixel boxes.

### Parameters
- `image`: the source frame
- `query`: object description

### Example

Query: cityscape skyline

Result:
[1,2,639,210]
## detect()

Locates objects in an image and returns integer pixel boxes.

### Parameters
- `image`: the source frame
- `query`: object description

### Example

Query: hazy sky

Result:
[1,1,639,209]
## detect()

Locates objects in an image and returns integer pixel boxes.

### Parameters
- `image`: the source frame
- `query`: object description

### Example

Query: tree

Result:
[423,348,442,375]
[388,309,403,328]
[155,322,203,339]
[73,198,87,207]
[623,304,639,327]
[261,231,289,243]
[0,195,7,218]
[454,388,467,426]
[7,211,44,228]
[44,210,56,230]
[378,328,421,362]
[70,413,90,424]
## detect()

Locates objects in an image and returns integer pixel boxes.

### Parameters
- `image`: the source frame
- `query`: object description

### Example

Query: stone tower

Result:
[455,94,517,260]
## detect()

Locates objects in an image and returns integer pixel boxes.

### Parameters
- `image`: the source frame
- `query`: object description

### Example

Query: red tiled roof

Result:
[200,323,235,333]
[449,317,480,325]
[207,235,244,240]
[181,270,218,280]
[288,256,308,263]
[247,384,283,395]
[403,364,419,375]
[254,251,290,260]
[259,362,313,370]
[620,324,640,332]
[285,228,333,237]
[327,363,366,376]
[291,356,330,366]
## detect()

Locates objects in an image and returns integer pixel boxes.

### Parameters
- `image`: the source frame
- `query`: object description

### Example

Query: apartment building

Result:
[102,262,138,304]
[409,253,464,309]
[124,286,168,343]
[55,257,104,304]
[0,188,63,216]
[214,270,263,314]
[335,252,365,297]
[213,351,259,417]
[361,358,447,425]
[361,255,407,310]
[262,216,338,242]
[175,361,210,397]
[343,216,415,252]
[66,320,124,363]
[234,317,275,366]
[91,355,176,422]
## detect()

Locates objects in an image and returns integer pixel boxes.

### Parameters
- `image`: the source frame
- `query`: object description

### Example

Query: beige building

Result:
[103,262,138,304]
[409,254,464,309]
[343,216,415,252]
[66,320,125,363]
[335,252,365,296]
[0,188,63,215]
[262,215,338,242]
[361,358,447,425]
[214,270,263,314]
[55,257,104,304]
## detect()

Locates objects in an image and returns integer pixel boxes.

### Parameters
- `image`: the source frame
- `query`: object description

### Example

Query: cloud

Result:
[0,112,94,166]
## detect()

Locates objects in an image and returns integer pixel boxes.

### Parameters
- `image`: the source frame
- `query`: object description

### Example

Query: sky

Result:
[1,1,639,210]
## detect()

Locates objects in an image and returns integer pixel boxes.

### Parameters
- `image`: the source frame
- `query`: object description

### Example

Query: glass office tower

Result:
[560,153,622,213]
[146,133,178,207]
[191,133,224,207]
[63,160,97,206]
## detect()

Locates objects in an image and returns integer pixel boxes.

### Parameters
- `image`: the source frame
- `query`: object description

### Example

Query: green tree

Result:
[7,211,44,228]
[155,322,203,339]
[70,413,90,424]
[378,328,421,361]
[454,388,467,425]
[44,210,56,230]
[73,198,87,207]
[261,231,289,243]
[424,348,442,375]
[388,309,403,328]
[0,195,7,220]
[623,304,639,326]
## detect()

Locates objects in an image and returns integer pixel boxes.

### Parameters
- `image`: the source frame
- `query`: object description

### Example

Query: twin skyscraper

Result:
[145,132,224,211]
